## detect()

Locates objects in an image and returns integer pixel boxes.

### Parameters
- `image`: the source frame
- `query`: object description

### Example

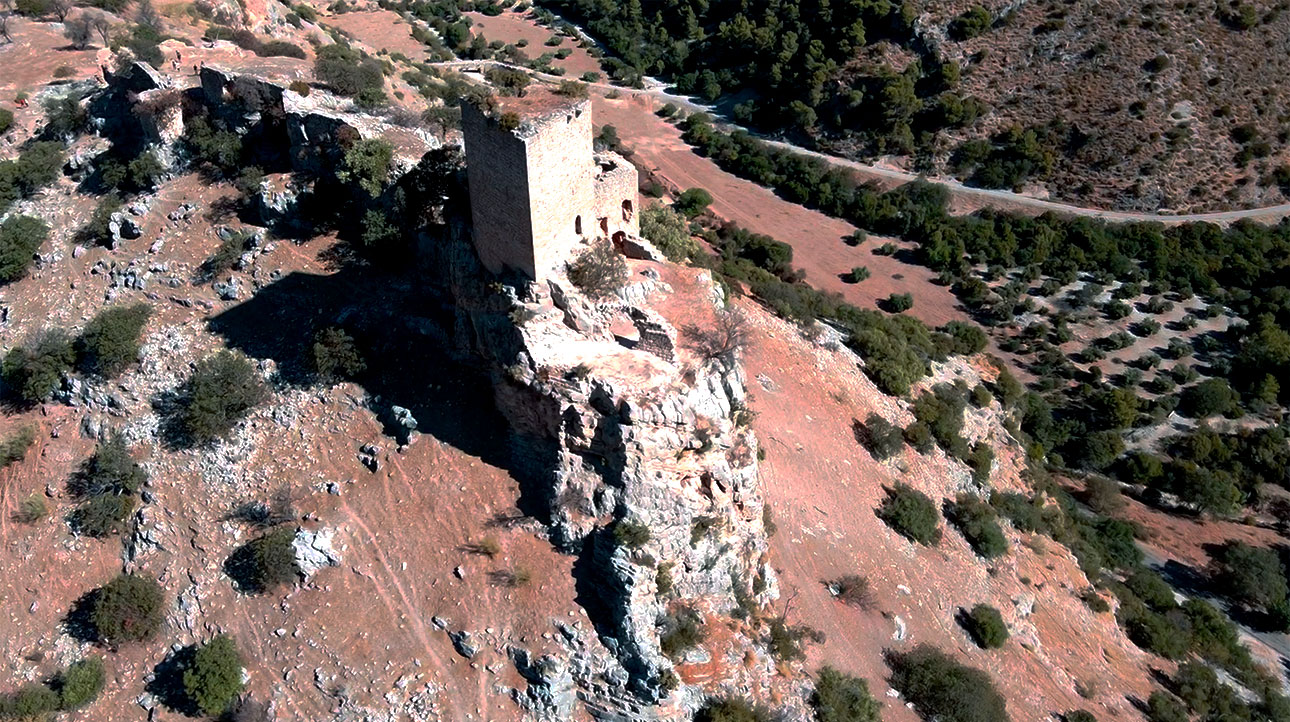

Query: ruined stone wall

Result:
[523,101,595,279]
[592,153,640,242]
[461,97,597,280]
[462,101,539,277]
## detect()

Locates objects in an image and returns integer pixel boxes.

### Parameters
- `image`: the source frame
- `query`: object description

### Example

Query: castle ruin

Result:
[461,88,639,281]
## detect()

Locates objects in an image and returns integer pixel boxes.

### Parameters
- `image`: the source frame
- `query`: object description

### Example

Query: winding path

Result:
[433,60,1290,225]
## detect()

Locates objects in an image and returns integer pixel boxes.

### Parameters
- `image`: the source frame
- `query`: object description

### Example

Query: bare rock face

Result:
[293,527,342,577]
[194,0,288,33]
[423,222,778,717]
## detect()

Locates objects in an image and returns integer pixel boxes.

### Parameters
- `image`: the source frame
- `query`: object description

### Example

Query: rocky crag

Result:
[419,213,783,719]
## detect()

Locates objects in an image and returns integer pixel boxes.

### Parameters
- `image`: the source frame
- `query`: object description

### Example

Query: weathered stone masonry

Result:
[461,88,639,281]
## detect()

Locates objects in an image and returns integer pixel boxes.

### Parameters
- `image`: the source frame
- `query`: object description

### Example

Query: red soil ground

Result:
[465,9,601,80]
[0,19,101,137]
[737,301,1161,721]
[325,10,436,62]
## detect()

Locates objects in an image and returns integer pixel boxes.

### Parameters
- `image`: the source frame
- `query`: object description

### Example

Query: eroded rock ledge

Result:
[423,222,780,719]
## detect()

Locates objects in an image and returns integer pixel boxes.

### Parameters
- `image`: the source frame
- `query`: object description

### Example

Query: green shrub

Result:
[694,697,771,722]
[126,151,165,191]
[10,142,65,199]
[963,604,1008,648]
[859,413,904,460]
[553,79,589,98]
[1213,541,1288,610]
[314,44,384,96]
[0,215,50,283]
[766,616,812,661]
[90,573,165,646]
[179,350,268,444]
[70,435,147,499]
[56,658,105,710]
[227,526,300,593]
[80,194,123,247]
[970,384,992,408]
[0,425,35,469]
[77,304,151,378]
[1179,379,1240,418]
[11,494,47,524]
[42,96,90,139]
[200,228,254,281]
[877,484,941,545]
[810,666,881,722]
[1083,476,1124,515]
[337,139,394,198]
[569,240,628,298]
[1065,712,1097,722]
[1125,607,1192,659]
[258,39,306,58]
[949,5,992,39]
[940,322,987,356]
[639,203,698,262]
[0,683,59,718]
[183,635,245,717]
[71,492,136,538]
[1146,690,1188,722]
[887,644,1008,722]
[182,115,243,176]
[311,327,366,383]
[966,442,994,484]
[675,187,713,217]
[355,86,388,108]
[0,109,13,134]
[1172,661,1220,714]
[903,421,934,453]
[124,24,165,67]
[948,493,1008,559]
[910,384,968,456]
[2,327,75,404]
[659,608,705,659]
[885,292,914,312]
[1125,569,1177,611]
[613,519,651,549]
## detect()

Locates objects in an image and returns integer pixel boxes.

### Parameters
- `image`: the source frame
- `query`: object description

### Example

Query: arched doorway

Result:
[621,199,633,221]
[575,215,582,235]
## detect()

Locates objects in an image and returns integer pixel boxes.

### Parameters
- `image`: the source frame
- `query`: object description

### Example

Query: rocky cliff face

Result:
[420,220,780,719]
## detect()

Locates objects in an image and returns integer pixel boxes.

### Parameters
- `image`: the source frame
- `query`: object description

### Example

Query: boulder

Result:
[292,527,341,577]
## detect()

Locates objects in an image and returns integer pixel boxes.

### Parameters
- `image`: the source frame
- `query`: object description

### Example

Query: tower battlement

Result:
[461,87,639,281]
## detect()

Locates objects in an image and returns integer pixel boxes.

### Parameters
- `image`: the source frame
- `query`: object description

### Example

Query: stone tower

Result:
[461,87,639,281]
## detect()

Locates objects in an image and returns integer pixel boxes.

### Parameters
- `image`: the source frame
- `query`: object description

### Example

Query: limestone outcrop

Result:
[421,215,778,718]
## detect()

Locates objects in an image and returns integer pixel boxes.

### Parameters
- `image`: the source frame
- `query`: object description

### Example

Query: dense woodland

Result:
[538,0,971,144]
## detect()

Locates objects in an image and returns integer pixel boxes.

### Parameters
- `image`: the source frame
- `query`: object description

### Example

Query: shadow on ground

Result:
[206,266,511,470]
[146,644,201,717]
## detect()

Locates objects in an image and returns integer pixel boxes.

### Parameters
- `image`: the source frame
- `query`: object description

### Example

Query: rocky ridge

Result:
[419,214,784,717]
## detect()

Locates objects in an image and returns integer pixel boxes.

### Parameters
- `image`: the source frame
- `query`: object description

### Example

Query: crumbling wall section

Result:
[627,307,675,362]
[592,152,640,242]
